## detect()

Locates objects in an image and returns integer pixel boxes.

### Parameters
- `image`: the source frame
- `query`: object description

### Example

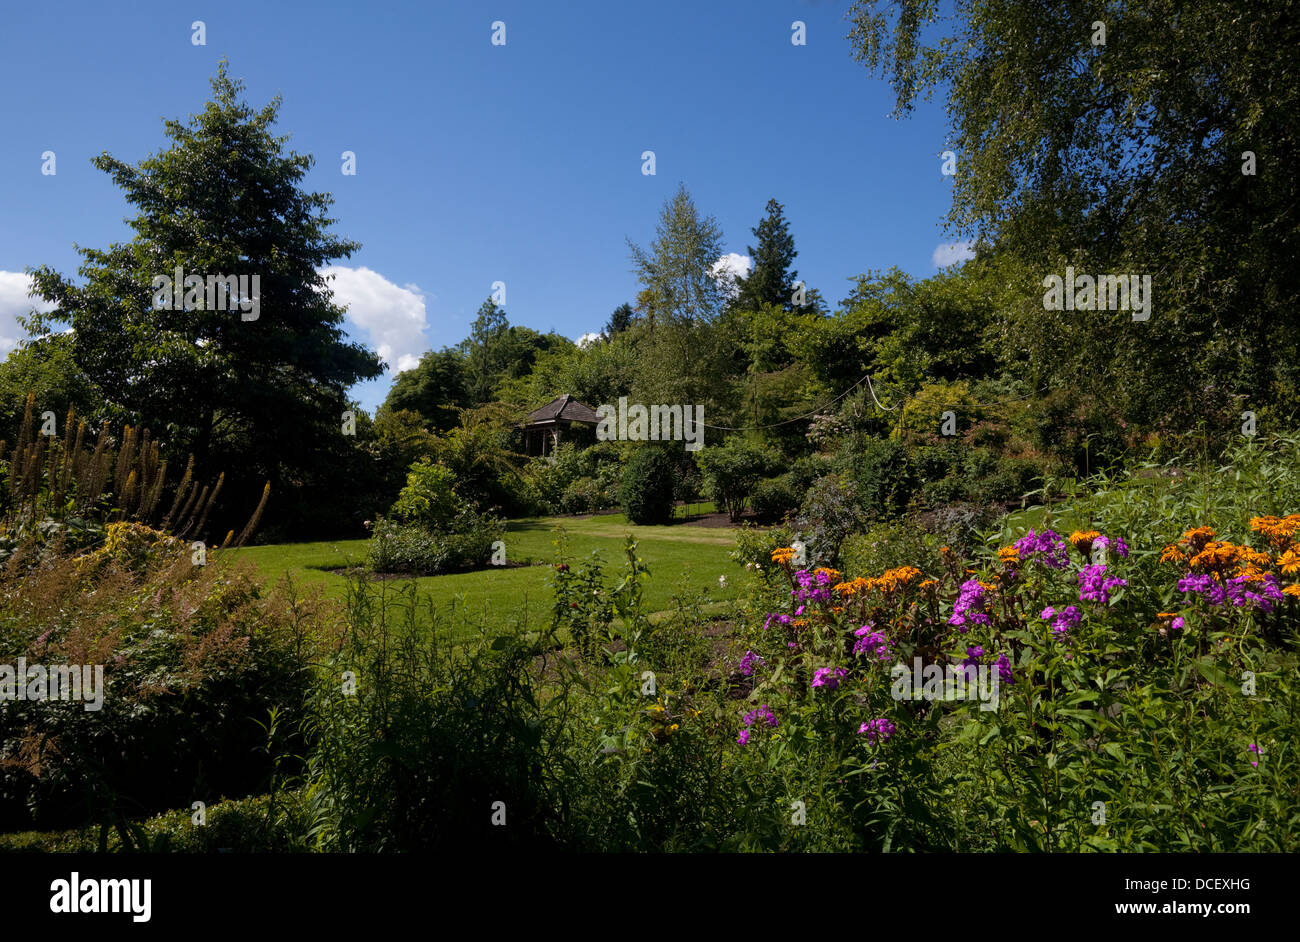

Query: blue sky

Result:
[0,0,968,413]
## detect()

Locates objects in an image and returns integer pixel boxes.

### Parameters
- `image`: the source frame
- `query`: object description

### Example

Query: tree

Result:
[0,333,105,445]
[604,302,635,337]
[627,183,727,328]
[383,347,472,432]
[461,297,510,404]
[734,199,799,312]
[26,60,383,535]
[846,0,1300,428]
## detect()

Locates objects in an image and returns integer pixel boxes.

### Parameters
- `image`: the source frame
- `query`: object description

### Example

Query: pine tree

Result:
[734,198,800,312]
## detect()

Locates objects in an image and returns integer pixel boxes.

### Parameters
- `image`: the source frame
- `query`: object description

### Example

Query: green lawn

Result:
[231,505,745,638]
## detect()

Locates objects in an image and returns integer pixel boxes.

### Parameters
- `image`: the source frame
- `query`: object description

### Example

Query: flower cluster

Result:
[762,612,793,631]
[811,666,848,690]
[994,652,1014,684]
[739,650,766,677]
[1078,563,1127,604]
[1013,528,1070,569]
[858,718,896,746]
[1041,605,1082,635]
[737,703,779,745]
[949,578,993,632]
[1068,530,1130,560]
[852,625,893,660]
[793,568,836,614]
[1176,572,1285,612]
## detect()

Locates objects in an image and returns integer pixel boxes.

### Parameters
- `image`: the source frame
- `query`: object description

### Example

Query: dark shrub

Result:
[619,448,678,525]
[750,475,800,523]
[845,438,915,520]
[794,473,865,568]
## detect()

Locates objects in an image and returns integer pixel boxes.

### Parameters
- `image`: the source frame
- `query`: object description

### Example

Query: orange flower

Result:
[1189,541,1242,572]
[814,567,842,584]
[771,547,795,565]
[1160,544,1186,564]
[1278,547,1300,575]
[1283,584,1300,598]
[873,566,923,593]
[997,545,1020,564]
[1180,526,1217,555]
[1069,530,1101,555]
[1250,514,1300,547]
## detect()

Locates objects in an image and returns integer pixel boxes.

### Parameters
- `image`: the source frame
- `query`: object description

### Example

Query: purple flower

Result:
[1179,572,1284,612]
[1014,529,1070,569]
[739,650,766,677]
[1249,743,1261,767]
[737,729,751,746]
[858,718,897,746]
[1171,615,1185,631]
[1103,534,1130,559]
[811,666,848,690]
[1078,564,1127,604]
[962,645,985,668]
[763,612,792,631]
[949,579,991,632]
[742,704,778,728]
[1041,605,1082,635]
[853,624,893,660]
[995,652,1013,684]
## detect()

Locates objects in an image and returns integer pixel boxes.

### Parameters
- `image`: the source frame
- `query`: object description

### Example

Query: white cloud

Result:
[932,241,976,268]
[0,271,57,355]
[576,332,602,348]
[710,252,752,299]
[320,265,429,373]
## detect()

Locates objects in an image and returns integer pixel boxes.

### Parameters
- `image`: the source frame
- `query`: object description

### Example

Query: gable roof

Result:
[523,394,601,426]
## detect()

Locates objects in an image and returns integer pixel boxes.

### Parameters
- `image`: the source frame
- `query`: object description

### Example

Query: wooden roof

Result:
[522,394,601,426]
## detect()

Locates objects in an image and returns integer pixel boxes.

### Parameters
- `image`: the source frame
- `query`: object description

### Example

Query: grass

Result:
[230,505,744,640]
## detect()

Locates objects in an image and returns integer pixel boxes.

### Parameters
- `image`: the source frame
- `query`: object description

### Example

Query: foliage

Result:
[794,473,866,568]
[25,61,383,538]
[618,447,677,526]
[0,525,323,833]
[695,437,774,522]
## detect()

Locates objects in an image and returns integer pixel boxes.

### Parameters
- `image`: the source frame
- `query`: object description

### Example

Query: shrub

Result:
[729,521,797,580]
[619,448,677,525]
[366,508,503,575]
[389,459,460,530]
[794,473,865,568]
[0,525,321,833]
[844,437,915,520]
[696,438,773,522]
[749,475,800,523]
[839,519,941,579]
[561,476,607,514]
